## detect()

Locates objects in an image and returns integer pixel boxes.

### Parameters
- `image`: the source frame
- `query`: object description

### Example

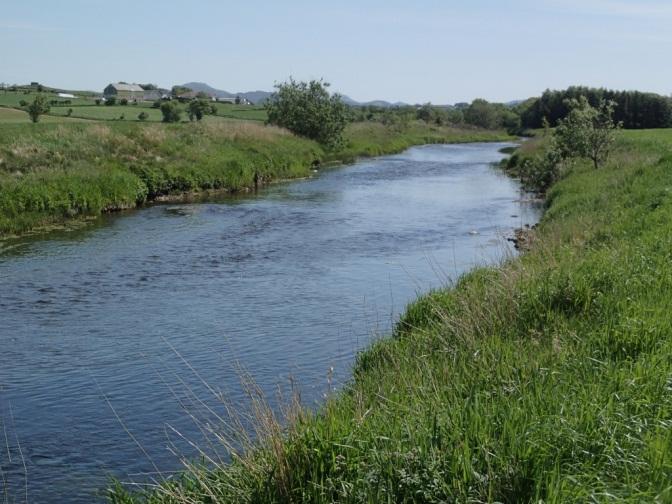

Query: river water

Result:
[0,143,539,503]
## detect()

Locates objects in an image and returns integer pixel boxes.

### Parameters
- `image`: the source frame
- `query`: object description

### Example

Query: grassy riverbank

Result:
[111,128,672,502]
[0,121,509,238]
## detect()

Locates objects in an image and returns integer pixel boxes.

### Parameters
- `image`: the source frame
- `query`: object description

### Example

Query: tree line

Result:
[518,86,672,129]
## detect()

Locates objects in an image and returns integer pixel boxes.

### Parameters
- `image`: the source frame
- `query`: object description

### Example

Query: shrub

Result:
[119,98,128,106]
[187,99,212,121]
[160,101,182,123]
[555,97,621,169]
[138,111,149,121]
[105,97,116,106]
[26,95,50,123]
[265,78,348,148]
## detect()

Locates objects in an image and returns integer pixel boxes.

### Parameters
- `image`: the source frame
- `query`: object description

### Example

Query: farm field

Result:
[213,104,268,121]
[47,104,164,121]
[0,107,86,123]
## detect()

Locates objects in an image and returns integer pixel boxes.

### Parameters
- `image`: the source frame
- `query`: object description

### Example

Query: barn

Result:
[103,83,145,101]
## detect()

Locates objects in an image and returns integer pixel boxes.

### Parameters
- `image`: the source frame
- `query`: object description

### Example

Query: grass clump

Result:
[110,129,672,503]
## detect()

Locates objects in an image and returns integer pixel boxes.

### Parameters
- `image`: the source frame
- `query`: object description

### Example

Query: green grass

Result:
[0,120,507,238]
[0,90,99,108]
[0,107,87,124]
[214,104,268,122]
[331,122,513,163]
[47,105,165,121]
[109,129,672,503]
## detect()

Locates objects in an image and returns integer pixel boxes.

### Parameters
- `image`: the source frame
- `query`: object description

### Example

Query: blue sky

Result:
[1,0,671,103]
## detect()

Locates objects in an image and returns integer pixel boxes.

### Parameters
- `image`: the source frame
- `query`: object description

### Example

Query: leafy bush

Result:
[105,97,116,106]
[555,97,621,169]
[265,78,348,148]
[160,101,182,123]
[137,111,149,121]
[119,98,128,106]
[187,99,212,121]
[26,95,50,123]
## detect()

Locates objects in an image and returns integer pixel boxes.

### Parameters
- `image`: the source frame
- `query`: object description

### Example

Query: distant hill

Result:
[182,82,272,105]
[341,95,412,108]
[182,83,416,108]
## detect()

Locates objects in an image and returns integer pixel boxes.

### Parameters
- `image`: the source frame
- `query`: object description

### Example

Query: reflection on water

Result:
[0,143,540,503]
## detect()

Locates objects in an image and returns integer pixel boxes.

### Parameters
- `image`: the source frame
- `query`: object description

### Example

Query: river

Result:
[0,142,539,502]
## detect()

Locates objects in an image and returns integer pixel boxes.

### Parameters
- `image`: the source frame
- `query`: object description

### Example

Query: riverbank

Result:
[111,128,672,502]
[0,120,510,238]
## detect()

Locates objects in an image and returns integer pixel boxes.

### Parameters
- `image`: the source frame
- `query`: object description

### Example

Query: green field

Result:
[0,90,99,108]
[214,104,268,122]
[109,128,672,503]
[47,105,165,121]
[0,89,268,123]
[0,107,88,123]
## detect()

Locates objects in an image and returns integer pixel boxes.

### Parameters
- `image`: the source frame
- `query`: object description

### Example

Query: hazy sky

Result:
[2,0,671,103]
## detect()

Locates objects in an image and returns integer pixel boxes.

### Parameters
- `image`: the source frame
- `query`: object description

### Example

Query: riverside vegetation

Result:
[0,120,509,238]
[110,106,672,500]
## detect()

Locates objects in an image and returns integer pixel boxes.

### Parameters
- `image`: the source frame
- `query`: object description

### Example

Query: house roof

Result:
[108,83,144,92]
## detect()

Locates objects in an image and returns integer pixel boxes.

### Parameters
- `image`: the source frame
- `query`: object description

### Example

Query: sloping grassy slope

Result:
[112,129,672,503]
[0,121,510,238]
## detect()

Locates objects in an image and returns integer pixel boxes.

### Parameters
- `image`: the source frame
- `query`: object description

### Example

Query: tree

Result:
[120,98,128,106]
[160,101,182,123]
[265,78,348,148]
[464,99,499,129]
[105,97,117,106]
[554,97,621,169]
[171,85,192,97]
[138,111,149,121]
[26,95,50,123]
[235,96,241,105]
[187,99,211,121]
[416,103,434,123]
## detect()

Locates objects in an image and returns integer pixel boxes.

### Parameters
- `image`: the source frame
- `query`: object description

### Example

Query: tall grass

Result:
[111,129,672,502]
[0,121,511,238]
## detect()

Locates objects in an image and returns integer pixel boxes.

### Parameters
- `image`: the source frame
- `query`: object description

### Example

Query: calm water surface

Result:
[0,143,540,503]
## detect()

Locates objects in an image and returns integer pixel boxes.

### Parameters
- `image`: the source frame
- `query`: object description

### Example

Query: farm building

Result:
[103,83,145,101]
[142,89,162,101]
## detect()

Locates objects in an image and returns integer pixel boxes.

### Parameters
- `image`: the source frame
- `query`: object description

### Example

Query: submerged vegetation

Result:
[111,126,672,503]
